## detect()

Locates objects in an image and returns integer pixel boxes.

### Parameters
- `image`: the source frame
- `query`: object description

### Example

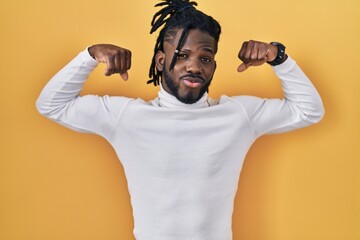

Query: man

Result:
[36,0,324,239]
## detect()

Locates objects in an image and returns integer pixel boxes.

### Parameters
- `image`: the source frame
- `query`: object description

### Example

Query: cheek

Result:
[205,66,216,79]
[171,65,183,82]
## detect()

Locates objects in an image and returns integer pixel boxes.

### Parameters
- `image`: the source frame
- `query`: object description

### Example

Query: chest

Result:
[111,102,255,178]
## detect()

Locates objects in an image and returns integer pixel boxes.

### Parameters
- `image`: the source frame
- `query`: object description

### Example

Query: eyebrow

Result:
[202,47,215,54]
[180,46,215,55]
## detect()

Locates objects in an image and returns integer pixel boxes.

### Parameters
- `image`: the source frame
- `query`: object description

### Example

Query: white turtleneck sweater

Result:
[36,49,324,240]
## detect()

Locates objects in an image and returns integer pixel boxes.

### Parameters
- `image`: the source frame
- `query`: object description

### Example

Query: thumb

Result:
[120,72,129,81]
[237,63,249,72]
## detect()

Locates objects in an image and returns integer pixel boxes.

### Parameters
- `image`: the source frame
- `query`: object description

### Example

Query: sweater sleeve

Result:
[233,56,325,137]
[36,48,131,138]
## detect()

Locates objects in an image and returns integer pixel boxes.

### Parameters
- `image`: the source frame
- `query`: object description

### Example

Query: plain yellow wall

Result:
[0,0,359,239]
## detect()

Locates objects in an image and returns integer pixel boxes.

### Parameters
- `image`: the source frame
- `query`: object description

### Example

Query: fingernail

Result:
[121,73,128,80]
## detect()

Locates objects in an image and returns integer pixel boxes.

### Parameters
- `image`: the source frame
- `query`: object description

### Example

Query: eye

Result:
[176,53,188,59]
[201,57,212,63]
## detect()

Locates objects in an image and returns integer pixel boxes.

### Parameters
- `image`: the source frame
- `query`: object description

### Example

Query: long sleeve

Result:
[36,49,131,138]
[233,56,325,137]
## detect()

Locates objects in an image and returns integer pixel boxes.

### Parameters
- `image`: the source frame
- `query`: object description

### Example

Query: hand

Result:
[237,40,278,72]
[88,44,132,80]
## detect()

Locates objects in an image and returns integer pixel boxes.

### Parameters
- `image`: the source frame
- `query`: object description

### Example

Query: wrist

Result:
[267,42,287,66]
[88,46,96,60]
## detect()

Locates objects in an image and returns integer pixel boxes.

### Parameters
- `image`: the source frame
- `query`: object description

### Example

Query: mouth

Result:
[180,76,204,89]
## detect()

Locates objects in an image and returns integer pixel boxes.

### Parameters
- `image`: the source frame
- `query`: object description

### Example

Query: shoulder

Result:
[217,95,262,105]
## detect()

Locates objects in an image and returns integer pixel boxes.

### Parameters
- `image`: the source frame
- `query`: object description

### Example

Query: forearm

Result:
[36,48,98,118]
[274,55,325,124]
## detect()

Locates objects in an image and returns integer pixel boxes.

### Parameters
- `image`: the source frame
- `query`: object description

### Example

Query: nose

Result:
[185,58,202,74]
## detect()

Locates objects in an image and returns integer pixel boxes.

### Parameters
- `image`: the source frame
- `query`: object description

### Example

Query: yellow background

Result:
[0,0,359,239]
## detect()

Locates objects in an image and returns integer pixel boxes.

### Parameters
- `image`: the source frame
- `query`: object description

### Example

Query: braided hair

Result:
[147,0,221,86]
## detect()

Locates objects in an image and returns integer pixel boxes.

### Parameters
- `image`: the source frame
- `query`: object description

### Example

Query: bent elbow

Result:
[36,97,47,116]
[312,96,325,123]
[303,101,325,125]
[35,96,55,118]
[316,104,325,123]
[310,107,325,124]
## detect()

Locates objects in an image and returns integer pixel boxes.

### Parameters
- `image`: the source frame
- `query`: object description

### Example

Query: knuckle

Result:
[114,49,123,57]
[108,54,114,61]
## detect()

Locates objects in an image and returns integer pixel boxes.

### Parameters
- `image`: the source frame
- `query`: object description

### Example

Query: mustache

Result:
[179,74,206,83]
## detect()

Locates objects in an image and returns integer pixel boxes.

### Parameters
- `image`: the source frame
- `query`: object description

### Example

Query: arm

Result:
[36,44,132,137]
[234,40,324,136]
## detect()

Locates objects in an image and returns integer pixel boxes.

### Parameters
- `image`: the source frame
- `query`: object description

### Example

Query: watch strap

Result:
[267,42,286,66]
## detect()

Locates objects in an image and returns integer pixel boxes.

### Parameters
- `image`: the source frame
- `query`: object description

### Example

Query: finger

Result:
[118,51,129,81]
[237,62,251,72]
[258,44,269,60]
[119,50,126,73]
[105,56,115,76]
[250,42,260,60]
[120,72,129,81]
[114,51,122,73]
[125,50,132,70]
[244,40,255,60]
[238,41,248,59]
[120,50,131,81]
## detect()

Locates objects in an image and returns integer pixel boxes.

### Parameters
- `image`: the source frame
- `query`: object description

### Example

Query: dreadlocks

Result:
[147,0,221,86]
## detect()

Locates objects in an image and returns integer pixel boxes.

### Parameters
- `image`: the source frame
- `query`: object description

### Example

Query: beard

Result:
[162,67,212,104]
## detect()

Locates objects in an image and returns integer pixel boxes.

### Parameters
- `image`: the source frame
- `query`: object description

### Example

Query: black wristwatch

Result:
[267,42,286,66]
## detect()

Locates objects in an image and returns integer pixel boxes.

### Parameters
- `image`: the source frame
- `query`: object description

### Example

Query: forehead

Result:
[164,29,216,52]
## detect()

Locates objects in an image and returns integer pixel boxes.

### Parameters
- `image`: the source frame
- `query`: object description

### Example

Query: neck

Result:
[154,83,210,109]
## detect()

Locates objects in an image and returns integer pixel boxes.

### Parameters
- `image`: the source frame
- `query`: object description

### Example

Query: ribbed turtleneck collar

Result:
[152,83,210,109]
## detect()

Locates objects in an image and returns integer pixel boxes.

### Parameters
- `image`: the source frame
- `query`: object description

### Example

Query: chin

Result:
[176,90,203,104]
[162,68,211,104]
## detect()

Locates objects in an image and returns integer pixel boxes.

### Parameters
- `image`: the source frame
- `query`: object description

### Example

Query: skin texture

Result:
[237,40,282,72]
[88,44,132,80]
[88,33,285,102]
[155,29,217,104]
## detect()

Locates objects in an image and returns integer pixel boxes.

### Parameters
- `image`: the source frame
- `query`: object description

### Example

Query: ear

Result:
[155,50,165,72]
